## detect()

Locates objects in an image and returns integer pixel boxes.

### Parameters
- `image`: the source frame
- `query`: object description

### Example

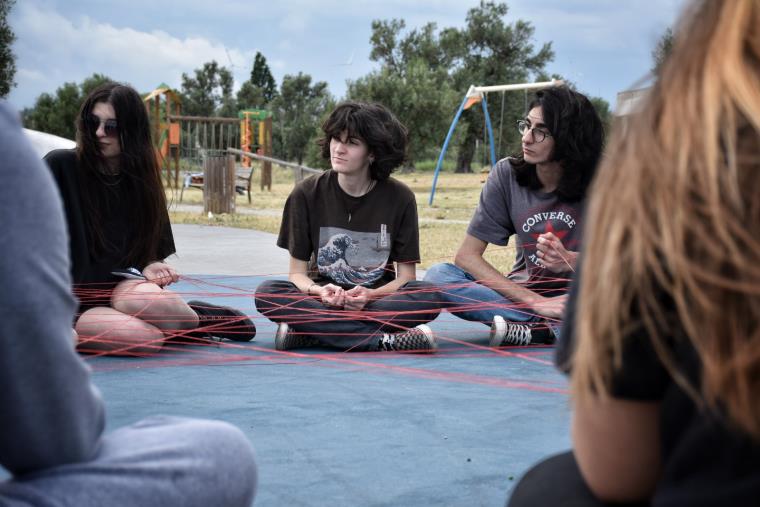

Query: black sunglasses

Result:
[85,114,119,138]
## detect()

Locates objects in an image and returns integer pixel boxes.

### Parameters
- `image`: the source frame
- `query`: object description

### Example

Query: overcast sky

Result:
[8,0,687,113]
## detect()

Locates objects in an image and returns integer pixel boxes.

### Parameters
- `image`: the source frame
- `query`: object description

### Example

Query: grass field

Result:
[167,166,517,271]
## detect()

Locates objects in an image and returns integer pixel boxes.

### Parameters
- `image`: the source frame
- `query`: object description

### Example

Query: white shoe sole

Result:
[489,315,507,347]
[274,323,289,351]
[417,324,437,353]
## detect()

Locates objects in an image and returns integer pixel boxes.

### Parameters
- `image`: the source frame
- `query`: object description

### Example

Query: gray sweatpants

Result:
[0,416,257,507]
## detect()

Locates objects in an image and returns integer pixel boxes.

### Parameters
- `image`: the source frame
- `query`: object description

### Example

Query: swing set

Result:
[428,79,563,205]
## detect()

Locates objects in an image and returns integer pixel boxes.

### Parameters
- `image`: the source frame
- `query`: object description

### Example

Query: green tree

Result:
[359,1,554,172]
[348,59,458,168]
[536,72,612,140]
[23,73,112,139]
[352,19,463,168]
[452,1,554,172]
[237,52,277,109]
[589,96,611,137]
[270,72,332,165]
[0,0,16,97]
[652,27,674,75]
[180,61,236,117]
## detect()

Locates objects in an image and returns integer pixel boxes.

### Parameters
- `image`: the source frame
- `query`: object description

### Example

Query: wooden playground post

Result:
[260,116,273,191]
[143,84,182,189]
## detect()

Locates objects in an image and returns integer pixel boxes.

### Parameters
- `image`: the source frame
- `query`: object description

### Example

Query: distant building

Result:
[615,87,651,117]
[615,72,654,118]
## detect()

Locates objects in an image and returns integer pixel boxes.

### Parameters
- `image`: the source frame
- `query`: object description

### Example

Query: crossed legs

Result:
[75,280,199,355]
[0,416,257,507]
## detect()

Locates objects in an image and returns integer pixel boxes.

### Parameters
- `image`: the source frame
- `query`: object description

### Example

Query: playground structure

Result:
[239,109,273,192]
[143,84,182,187]
[428,79,563,205]
[143,85,274,196]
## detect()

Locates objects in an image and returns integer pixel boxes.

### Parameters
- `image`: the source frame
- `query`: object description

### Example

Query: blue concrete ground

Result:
[88,275,571,507]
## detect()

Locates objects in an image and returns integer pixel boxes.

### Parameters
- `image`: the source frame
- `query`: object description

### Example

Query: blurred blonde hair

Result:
[572,0,760,437]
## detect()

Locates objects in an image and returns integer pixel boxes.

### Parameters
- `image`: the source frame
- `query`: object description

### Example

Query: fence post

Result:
[203,154,236,214]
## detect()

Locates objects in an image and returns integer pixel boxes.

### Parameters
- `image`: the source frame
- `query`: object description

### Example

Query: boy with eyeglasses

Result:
[424,86,604,346]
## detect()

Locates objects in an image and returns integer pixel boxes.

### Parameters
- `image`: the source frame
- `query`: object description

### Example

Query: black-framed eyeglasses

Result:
[517,120,551,143]
[85,114,119,138]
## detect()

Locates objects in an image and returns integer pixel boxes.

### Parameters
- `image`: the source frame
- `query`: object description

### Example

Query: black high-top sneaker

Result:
[187,301,256,342]
[489,315,556,347]
[378,324,436,353]
[274,323,319,351]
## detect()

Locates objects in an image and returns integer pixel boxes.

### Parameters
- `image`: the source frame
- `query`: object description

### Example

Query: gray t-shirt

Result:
[467,158,584,293]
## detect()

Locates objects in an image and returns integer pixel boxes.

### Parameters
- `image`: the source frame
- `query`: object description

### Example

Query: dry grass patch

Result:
[168,167,521,272]
[417,221,516,272]
[169,211,282,235]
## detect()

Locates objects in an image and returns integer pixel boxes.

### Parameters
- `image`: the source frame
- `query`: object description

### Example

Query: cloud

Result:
[8,3,254,108]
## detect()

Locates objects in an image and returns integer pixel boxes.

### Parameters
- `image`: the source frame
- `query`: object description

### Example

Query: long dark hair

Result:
[318,101,408,181]
[75,82,167,268]
[511,86,603,202]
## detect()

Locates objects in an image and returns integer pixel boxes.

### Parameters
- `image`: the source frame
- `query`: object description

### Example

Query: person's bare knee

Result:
[111,280,162,315]
[76,307,165,355]
[112,282,197,330]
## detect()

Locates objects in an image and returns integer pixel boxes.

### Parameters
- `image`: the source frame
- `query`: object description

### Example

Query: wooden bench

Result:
[180,164,255,204]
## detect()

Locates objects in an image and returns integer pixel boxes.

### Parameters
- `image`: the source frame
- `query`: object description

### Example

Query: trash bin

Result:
[203,153,236,214]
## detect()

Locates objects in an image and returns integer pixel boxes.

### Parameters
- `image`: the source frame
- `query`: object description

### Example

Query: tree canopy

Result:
[22,73,113,140]
[350,1,555,171]
[237,52,278,110]
[270,72,333,165]
[0,0,16,98]
[22,1,611,172]
[180,61,236,117]
[652,27,674,75]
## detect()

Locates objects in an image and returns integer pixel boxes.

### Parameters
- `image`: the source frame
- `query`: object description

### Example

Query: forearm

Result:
[2,244,106,473]
[288,272,319,295]
[368,274,414,299]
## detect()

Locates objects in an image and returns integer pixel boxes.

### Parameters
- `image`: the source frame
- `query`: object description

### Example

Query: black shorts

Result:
[73,281,119,321]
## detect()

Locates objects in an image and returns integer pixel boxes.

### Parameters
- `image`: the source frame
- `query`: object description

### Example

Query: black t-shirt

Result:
[277,170,419,290]
[557,268,760,506]
[44,149,175,287]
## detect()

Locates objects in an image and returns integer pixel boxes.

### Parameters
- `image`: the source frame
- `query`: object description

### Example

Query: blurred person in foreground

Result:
[509,1,760,505]
[0,101,257,506]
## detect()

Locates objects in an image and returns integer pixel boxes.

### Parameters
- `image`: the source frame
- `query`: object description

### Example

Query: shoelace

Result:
[382,329,427,350]
[379,333,396,351]
[505,324,532,345]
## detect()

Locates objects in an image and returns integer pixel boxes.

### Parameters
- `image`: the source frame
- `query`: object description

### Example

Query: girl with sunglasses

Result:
[44,82,255,355]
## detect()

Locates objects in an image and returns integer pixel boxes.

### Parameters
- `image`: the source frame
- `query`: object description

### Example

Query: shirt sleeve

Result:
[466,160,516,246]
[157,212,177,261]
[277,184,313,262]
[556,260,671,401]
[0,104,105,475]
[391,191,421,264]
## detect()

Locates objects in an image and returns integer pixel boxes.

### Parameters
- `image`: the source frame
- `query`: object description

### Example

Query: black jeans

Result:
[508,451,650,507]
[254,280,441,351]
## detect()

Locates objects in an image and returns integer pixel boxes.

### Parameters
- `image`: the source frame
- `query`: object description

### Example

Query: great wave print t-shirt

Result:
[278,170,420,290]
